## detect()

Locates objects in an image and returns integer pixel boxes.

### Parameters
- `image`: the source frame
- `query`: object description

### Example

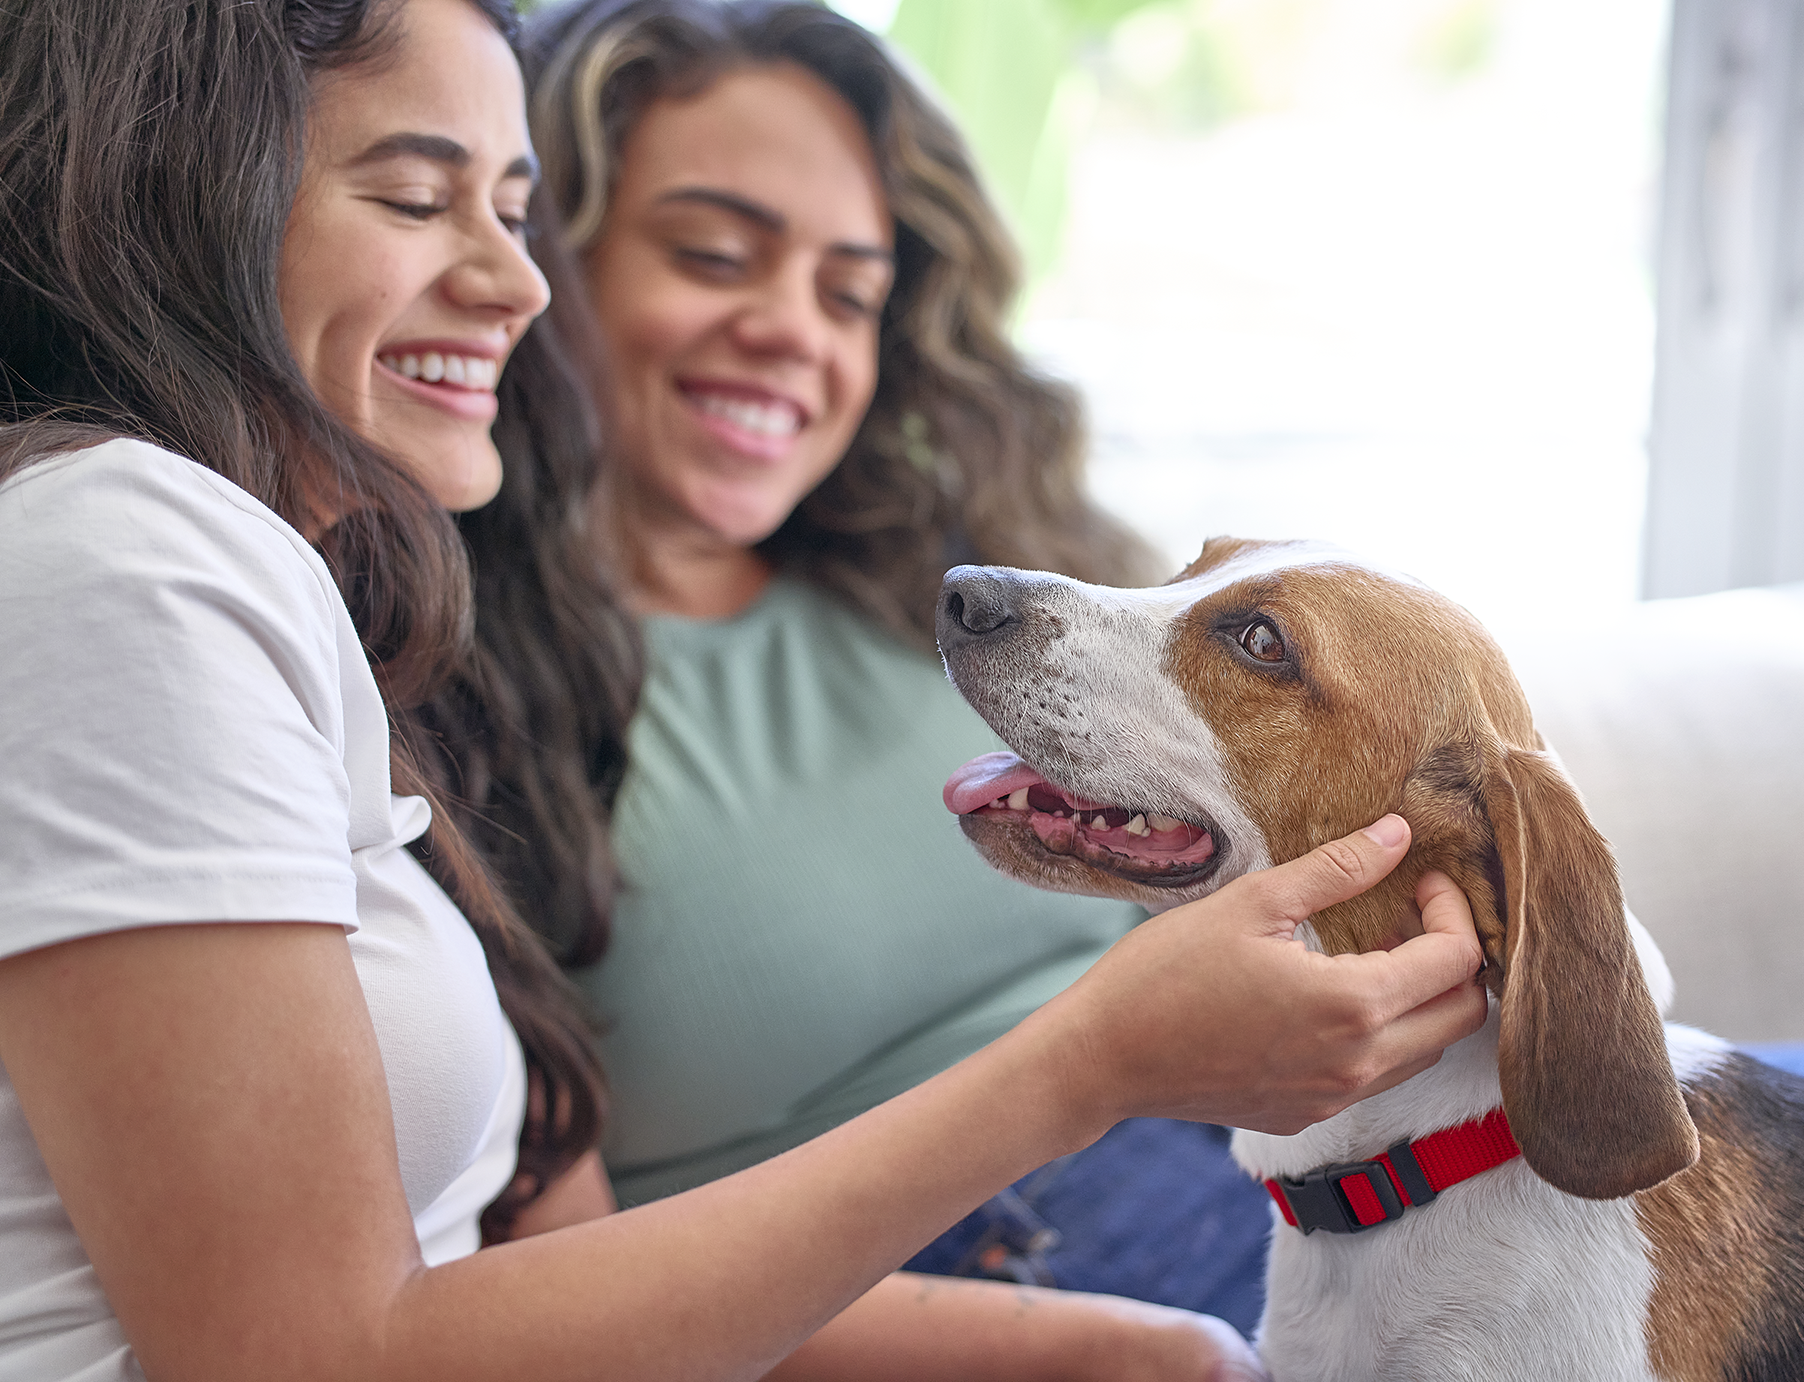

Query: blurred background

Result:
[505,0,1804,1034]
[834,0,1670,633]
[828,0,1804,1043]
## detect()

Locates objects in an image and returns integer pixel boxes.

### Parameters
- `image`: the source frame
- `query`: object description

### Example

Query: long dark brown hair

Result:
[416,207,642,975]
[0,0,611,1238]
[523,0,1160,647]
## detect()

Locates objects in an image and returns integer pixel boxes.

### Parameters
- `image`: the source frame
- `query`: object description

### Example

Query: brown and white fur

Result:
[935,537,1804,1382]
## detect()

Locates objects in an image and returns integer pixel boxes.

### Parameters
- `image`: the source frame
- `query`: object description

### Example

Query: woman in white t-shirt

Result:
[0,2,1489,1380]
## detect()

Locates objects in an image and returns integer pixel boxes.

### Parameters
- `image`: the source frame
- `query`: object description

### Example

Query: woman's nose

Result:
[447,218,551,324]
[731,260,830,362]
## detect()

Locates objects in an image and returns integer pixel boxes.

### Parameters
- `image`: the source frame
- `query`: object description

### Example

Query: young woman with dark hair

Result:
[0,0,621,1246]
[0,0,1486,1378]
[489,7,1173,1234]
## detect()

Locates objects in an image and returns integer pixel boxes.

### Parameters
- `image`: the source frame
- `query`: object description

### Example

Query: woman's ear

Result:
[1480,744,1698,1199]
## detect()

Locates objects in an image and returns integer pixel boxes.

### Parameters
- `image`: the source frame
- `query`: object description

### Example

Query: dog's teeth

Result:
[991,797,1006,810]
[1125,814,1149,836]
[1091,814,1108,829]
[1147,813,1182,832]
[1008,787,1030,811]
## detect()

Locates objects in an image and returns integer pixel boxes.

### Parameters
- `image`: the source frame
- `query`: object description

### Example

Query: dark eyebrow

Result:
[657,185,894,264]
[352,132,538,183]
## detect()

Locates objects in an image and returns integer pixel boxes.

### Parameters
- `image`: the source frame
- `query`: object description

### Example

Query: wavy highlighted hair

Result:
[522,0,1158,644]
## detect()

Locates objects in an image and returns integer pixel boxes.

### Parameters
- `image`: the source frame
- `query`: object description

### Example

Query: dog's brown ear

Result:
[1177,536,1264,580]
[1481,744,1697,1199]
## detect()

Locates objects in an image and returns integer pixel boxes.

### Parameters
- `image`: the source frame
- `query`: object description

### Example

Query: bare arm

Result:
[0,818,1481,1382]
[769,1274,1267,1382]
[508,1161,1266,1381]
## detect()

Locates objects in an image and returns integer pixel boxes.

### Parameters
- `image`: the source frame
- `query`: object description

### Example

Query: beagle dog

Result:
[936,537,1804,1382]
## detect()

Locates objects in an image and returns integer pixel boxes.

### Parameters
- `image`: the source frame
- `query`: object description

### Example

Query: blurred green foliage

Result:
[886,0,1169,285]
[884,0,1503,287]
[1410,0,1499,83]
[512,0,1501,290]
[1106,0,1317,123]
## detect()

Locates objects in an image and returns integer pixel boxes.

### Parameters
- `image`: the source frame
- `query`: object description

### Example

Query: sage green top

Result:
[582,578,1143,1206]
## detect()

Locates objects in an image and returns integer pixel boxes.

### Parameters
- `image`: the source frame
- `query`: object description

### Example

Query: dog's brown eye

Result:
[1241,620,1285,662]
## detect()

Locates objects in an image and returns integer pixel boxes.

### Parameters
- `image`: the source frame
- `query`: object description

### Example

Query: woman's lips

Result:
[373,358,499,422]
[679,382,806,462]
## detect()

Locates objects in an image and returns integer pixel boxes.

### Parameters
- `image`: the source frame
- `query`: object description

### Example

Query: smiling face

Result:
[279,0,549,512]
[584,61,894,565]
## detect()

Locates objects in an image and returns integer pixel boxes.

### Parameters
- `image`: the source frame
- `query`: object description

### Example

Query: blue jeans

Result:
[1743,1043,1804,1077]
[904,1119,1271,1340]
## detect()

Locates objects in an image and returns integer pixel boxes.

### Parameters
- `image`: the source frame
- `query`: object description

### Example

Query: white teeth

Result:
[1091,814,1108,829]
[1125,814,1149,836]
[694,392,801,438]
[1147,813,1182,832]
[380,352,499,391]
[1008,787,1030,811]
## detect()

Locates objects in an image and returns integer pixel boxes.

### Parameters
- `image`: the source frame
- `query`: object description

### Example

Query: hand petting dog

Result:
[1024,814,1488,1144]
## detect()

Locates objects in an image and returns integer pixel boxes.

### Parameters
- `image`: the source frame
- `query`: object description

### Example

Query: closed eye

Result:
[675,247,746,277]
[827,289,881,319]
[377,198,448,220]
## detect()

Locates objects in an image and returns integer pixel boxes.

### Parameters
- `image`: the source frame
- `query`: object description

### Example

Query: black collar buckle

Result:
[1271,1157,1405,1235]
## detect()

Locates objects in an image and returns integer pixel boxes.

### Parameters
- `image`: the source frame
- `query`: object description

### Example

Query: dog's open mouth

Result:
[944,750,1223,888]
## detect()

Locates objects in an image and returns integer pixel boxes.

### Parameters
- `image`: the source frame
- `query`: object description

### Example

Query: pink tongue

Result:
[944,751,1047,815]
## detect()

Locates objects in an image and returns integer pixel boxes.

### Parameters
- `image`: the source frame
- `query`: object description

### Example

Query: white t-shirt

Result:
[0,440,525,1381]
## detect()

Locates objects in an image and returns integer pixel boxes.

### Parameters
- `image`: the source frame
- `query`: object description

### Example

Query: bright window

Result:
[863,0,1671,629]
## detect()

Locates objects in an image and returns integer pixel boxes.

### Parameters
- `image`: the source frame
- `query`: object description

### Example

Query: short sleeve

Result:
[0,441,361,958]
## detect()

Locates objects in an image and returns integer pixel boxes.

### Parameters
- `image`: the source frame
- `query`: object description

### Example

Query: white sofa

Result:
[1496,584,1804,1043]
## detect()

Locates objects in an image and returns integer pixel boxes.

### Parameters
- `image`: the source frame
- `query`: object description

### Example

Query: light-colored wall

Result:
[1503,583,1804,1041]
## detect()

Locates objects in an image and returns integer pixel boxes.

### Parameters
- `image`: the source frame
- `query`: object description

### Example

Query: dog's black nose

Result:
[938,566,1020,649]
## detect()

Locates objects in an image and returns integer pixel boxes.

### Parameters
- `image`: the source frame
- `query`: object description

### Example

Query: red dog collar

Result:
[1264,1108,1520,1234]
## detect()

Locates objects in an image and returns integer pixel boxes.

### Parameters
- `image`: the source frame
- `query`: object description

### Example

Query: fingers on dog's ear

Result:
[1487,748,1698,1199]
[1358,893,1486,1022]
[1256,818,1411,924]
[1415,870,1474,936]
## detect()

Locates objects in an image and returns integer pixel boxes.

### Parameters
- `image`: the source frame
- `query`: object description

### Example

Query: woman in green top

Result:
[514,0,1172,1204]
[422,0,1457,1357]
[499,0,1263,1320]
